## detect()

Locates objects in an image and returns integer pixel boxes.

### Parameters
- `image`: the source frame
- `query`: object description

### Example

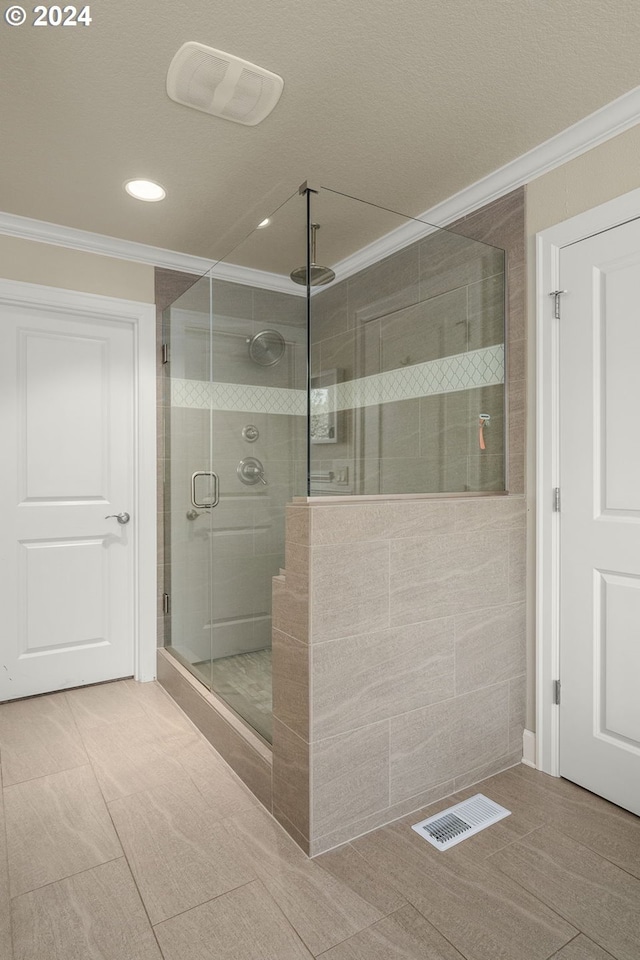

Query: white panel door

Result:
[0,303,135,700]
[559,217,640,814]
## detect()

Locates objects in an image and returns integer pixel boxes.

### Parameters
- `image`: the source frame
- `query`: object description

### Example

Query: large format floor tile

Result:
[154,879,313,960]
[227,807,388,956]
[4,764,122,898]
[0,878,9,960]
[0,693,88,787]
[173,736,260,821]
[317,903,467,960]
[491,826,640,960]
[65,681,148,730]
[352,820,577,960]
[0,868,9,960]
[0,775,11,960]
[11,858,162,960]
[498,765,640,879]
[108,777,255,924]
[80,717,198,802]
[3,678,640,960]
[549,935,618,960]
[123,679,196,738]
[314,842,406,916]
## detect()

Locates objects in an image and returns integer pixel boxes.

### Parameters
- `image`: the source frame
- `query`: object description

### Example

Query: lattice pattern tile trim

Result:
[315,344,504,413]
[171,379,306,416]
[171,344,504,416]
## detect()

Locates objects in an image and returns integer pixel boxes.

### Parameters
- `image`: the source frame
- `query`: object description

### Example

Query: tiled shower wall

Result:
[272,188,527,855]
[309,213,510,495]
[453,190,526,494]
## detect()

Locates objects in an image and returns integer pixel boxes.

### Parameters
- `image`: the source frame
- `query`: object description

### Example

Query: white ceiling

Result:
[1,0,639,268]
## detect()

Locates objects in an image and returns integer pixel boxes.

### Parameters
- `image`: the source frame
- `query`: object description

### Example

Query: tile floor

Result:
[0,679,639,960]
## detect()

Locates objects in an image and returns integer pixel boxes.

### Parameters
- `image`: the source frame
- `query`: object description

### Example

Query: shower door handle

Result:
[191,471,219,509]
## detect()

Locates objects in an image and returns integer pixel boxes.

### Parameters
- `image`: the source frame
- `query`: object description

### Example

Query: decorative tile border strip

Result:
[314,344,505,413]
[171,378,306,415]
[170,344,504,416]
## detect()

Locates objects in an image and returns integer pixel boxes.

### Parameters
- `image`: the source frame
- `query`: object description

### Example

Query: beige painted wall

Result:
[524,123,640,730]
[0,235,154,302]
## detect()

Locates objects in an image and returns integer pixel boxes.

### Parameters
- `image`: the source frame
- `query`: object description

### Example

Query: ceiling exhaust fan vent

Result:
[166,42,284,126]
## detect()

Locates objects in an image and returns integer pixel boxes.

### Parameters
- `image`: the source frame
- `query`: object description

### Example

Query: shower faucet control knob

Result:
[242,424,259,442]
[237,457,268,486]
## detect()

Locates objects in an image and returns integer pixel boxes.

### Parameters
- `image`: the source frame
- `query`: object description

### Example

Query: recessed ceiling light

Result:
[124,179,166,202]
[257,218,270,228]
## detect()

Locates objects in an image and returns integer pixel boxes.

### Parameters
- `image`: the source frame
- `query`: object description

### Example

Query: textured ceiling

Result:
[1,0,639,267]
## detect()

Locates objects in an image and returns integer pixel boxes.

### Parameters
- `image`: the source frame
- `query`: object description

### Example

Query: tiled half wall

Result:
[271,189,527,854]
[271,495,526,855]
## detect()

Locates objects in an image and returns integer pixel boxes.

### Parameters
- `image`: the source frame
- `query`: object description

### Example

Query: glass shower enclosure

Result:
[163,190,307,742]
[162,186,506,744]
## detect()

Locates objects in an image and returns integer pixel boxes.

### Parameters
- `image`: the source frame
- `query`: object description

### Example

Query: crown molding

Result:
[329,83,640,284]
[209,259,305,296]
[0,209,304,295]
[2,83,640,291]
[0,210,217,276]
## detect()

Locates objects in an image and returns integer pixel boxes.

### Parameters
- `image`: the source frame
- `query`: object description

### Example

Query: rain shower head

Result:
[290,263,336,286]
[247,329,285,365]
[290,223,336,287]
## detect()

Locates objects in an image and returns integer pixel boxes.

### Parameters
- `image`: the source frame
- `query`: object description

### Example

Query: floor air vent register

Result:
[412,794,511,851]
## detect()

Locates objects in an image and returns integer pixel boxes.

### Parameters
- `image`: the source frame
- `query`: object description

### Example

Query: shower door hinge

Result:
[162,343,169,364]
[553,679,561,705]
[162,593,170,615]
[553,487,561,512]
[549,289,567,319]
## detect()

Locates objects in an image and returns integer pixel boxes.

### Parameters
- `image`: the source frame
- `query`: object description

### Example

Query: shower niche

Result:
[160,184,518,849]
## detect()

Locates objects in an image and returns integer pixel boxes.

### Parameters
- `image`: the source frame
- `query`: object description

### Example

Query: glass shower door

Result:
[206,195,307,742]
[164,189,307,744]
[163,271,216,693]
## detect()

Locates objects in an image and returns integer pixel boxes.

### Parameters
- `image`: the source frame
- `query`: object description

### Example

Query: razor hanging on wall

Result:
[479,413,490,450]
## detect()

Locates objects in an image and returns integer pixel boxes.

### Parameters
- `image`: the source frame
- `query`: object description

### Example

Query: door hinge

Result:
[549,289,567,320]
[553,487,561,512]
[162,343,169,364]
[553,679,561,705]
[162,593,170,615]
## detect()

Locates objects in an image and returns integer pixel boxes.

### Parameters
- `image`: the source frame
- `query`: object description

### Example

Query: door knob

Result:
[105,512,130,524]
